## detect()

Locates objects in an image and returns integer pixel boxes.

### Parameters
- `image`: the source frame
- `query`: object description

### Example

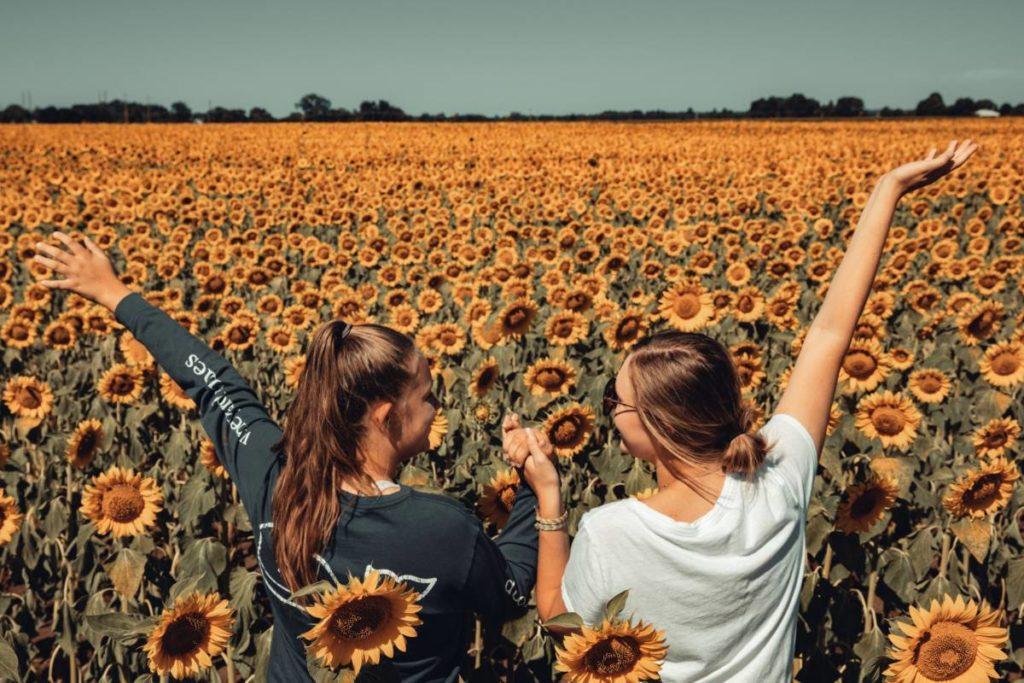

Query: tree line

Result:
[1,91,1020,123]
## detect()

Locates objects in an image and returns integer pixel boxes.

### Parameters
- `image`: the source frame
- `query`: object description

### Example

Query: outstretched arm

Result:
[775,139,979,456]
[32,231,281,513]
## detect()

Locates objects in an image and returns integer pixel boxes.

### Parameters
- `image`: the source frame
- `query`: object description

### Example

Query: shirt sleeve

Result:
[113,291,281,518]
[762,412,818,510]
[559,514,607,626]
[463,478,539,626]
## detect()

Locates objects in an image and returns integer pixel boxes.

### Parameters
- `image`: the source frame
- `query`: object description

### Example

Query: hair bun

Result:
[722,429,768,477]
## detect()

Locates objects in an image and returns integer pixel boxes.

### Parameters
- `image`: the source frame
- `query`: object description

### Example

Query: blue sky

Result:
[1,0,1021,116]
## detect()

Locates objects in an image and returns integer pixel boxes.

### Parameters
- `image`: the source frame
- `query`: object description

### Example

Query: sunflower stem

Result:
[822,542,833,581]
[223,647,235,682]
[865,571,878,629]
[938,532,951,579]
[473,617,482,670]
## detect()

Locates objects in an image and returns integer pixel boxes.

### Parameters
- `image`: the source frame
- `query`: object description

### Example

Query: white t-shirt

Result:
[561,412,818,683]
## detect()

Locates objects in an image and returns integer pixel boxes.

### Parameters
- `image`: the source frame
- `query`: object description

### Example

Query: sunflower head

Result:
[81,465,164,537]
[943,457,1019,519]
[301,571,423,675]
[835,475,899,534]
[477,468,521,529]
[543,403,596,458]
[885,594,1007,682]
[144,591,235,680]
[554,617,669,683]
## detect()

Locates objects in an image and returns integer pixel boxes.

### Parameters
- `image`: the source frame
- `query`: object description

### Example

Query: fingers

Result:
[52,230,87,257]
[34,240,74,266]
[32,254,67,273]
[38,279,72,290]
[82,234,106,257]
[925,147,937,160]
[525,428,546,456]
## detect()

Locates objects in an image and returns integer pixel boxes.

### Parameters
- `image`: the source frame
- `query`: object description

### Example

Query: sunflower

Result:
[81,465,163,537]
[2,374,54,430]
[907,368,953,404]
[98,363,146,405]
[855,391,922,451]
[386,303,420,334]
[835,475,898,534]
[543,403,596,458]
[972,417,1020,459]
[884,594,1007,682]
[67,418,104,469]
[158,372,197,411]
[498,298,539,339]
[524,358,577,398]
[469,358,500,397]
[554,617,668,683]
[284,355,307,388]
[301,571,423,675]
[0,488,24,547]
[428,412,448,450]
[0,315,37,350]
[838,338,892,394]
[603,308,649,351]
[888,346,915,371]
[943,457,1019,519]
[979,340,1024,388]
[119,330,155,368]
[143,591,235,680]
[956,300,1004,346]
[657,280,714,332]
[477,468,521,529]
[430,323,467,357]
[200,439,229,480]
[545,310,590,347]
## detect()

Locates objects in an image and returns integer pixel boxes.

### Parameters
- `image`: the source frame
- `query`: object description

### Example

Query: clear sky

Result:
[1,0,1021,117]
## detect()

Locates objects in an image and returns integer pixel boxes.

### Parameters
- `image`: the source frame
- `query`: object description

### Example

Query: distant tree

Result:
[0,104,31,123]
[248,107,274,122]
[204,107,247,123]
[170,101,193,122]
[295,93,332,120]
[915,92,946,116]
[834,96,864,117]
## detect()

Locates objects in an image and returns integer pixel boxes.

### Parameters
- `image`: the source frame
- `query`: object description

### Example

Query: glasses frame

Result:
[602,375,638,418]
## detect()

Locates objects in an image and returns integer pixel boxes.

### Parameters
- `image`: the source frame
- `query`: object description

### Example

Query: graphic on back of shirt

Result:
[255,522,439,612]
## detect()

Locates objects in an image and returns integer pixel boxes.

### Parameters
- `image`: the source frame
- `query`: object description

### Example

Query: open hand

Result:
[30,230,130,311]
[885,139,978,198]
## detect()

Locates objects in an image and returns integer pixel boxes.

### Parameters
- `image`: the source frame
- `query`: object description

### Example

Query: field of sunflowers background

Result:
[0,119,1022,681]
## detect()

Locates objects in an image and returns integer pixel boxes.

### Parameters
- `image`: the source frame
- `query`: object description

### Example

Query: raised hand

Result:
[31,230,131,310]
[502,413,553,467]
[885,138,979,198]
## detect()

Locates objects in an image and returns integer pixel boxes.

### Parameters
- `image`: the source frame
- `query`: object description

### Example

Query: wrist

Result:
[536,488,563,516]
[877,173,904,201]
[101,283,133,313]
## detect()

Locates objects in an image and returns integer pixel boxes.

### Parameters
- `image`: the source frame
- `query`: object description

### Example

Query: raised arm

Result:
[775,139,979,456]
[31,231,281,514]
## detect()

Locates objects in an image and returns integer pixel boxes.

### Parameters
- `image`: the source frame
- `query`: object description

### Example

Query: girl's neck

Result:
[339,456,401,495]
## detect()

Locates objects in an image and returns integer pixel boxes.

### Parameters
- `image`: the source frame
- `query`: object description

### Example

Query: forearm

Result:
[810,175,902,340]
[535,487,570,622]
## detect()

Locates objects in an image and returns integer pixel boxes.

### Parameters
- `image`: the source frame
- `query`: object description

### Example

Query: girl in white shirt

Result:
[503,138,978,682]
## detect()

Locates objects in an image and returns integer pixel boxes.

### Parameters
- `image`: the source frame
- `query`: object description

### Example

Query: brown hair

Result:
[270,320,417,595]
[626,330,775,499]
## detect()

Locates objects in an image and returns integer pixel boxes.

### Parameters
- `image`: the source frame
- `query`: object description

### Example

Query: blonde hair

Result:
[626,330,776,499]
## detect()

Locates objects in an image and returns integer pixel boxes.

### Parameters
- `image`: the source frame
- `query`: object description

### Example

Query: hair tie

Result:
[340,321,353,339]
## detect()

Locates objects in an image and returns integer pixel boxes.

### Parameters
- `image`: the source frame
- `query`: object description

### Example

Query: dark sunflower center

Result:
[872,406,906,435]
[964,473,1003,510]
[616,317,640,342]
[850,487,883,518]
[162,612,211,657]
[844,351,877,379]
[915,622,977,680]
[109,374,136,396]
[584,635,641,676]
[551,416,585,447]
[16,386,42,410]
[102,484,145,523]
[535,368,567,390]
[330,595,392,641]
[919,374,943,393]
[552,319,575,338]
[983,429,1007,449]
[967,310,997,338]
[475,367,497,391]
[991,351,1019,376]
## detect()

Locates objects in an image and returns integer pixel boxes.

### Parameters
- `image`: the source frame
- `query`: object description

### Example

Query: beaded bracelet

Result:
[534,506,568,531]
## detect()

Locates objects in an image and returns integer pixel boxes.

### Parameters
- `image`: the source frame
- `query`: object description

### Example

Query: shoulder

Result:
[576,498,635,536]
[407,488,480,532]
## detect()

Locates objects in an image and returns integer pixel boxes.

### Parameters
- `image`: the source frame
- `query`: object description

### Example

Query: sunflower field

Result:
[0,119,1023,682]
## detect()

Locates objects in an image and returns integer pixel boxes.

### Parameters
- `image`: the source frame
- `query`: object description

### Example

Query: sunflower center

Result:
[915,621,978,680]
[983,429,1007,449]
[990,350,1020,376]
[102,484,145,523]
[535,368,567,390]
[330,595,392,641]
[844,351,877,379]
[967,310,997,338]
[616,318,640,342]
[964,473,1003,510]
[919,374,943,393]
[851,488,883,518]
[551,416,584,447]
[551,319,575,338]
[584,635,641,676]
[672,294,701,319]
[109,374,136,396]
[871,406,906,436]
[15,386,42,410]
[161,612,211,657]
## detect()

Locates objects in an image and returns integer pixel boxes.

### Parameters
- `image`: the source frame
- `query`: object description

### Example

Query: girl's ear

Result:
[370,400,394,433]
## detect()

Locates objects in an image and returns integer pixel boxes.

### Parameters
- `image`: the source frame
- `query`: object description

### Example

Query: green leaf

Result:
[84,612,153,643]
[603,589,630,622]
[106,547,146,601]
[291,579,336,600]
[0,638,19,681]
[541,612,584,630]
[950,518,991,563]
[1006,558,1024,612]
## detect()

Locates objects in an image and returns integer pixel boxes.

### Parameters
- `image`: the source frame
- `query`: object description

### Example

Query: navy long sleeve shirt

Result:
[113,291,539,682]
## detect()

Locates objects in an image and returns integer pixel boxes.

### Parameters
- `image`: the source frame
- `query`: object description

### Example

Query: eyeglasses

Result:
[602,375,638,418]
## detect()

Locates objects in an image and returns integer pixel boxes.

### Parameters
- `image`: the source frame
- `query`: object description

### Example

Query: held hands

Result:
[30,231,130,311]
[501,413,560,492]
[885,138,979,198]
